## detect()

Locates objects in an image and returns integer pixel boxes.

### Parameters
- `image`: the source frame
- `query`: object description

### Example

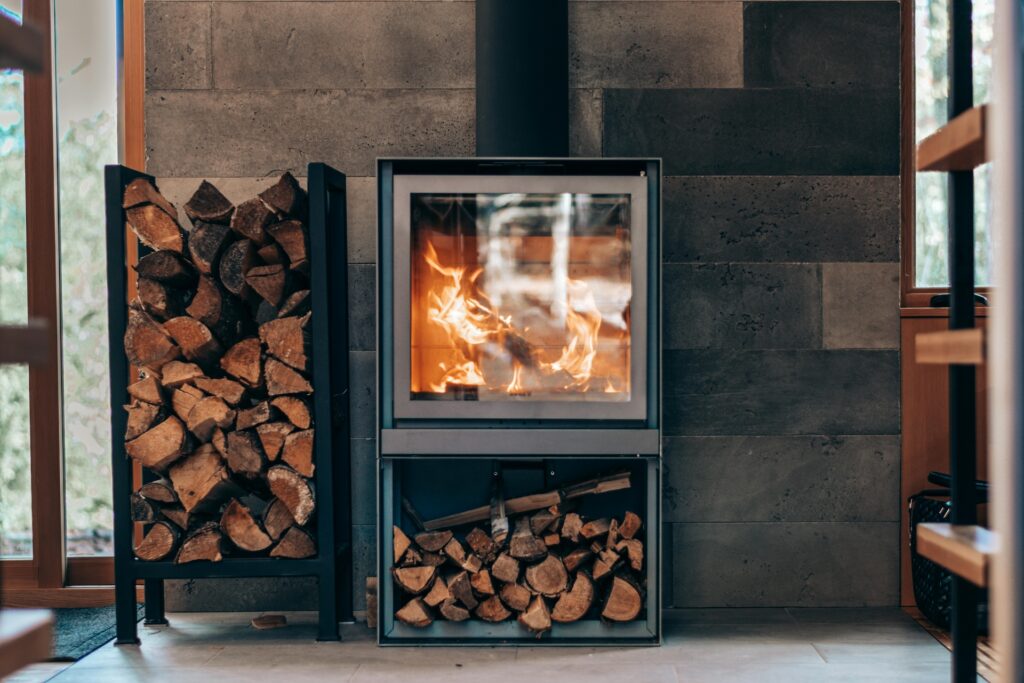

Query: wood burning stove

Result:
[377,158,661,645]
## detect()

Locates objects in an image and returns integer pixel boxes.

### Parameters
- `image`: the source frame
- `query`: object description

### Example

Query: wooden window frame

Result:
[1,0,143,608]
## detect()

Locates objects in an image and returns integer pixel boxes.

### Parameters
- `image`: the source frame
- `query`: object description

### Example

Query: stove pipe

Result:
[475,0,569,157]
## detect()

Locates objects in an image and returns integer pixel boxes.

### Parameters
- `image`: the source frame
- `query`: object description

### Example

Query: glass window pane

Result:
[0,0,32,559]
[55,0,118,556]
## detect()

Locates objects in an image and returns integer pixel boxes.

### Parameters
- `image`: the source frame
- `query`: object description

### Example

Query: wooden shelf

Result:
[0,12,44,72]
[0,609,53,679]
[0,319,50,365]
[917,104,990,172]
[915,328,985,365]
[918,523,995,587]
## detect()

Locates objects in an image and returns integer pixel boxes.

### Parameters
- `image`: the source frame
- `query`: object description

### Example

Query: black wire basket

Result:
[908,471,989,632]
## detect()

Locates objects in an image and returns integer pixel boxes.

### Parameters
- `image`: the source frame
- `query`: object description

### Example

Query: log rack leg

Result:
[144,579,168,625]
[114,571,140,645]
[317,569,339,641]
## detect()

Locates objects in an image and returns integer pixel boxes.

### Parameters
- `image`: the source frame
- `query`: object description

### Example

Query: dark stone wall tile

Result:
[351,438,376,526]
[663,176,900,263]
[744,2,900,89]
[664,263,821,349]
[348,265,376,351]
[352,525,377,612]
[663,436,900,523]
[146,2,211,90]
[663,350,899,435]
[349,351,376,439]
[604,88,899,175]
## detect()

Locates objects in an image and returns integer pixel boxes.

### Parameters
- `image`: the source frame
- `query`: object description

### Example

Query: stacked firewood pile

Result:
[122,173,318,563]
[391,471,646,633]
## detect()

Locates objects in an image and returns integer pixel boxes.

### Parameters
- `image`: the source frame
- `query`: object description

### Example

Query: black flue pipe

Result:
[476,0,569,157]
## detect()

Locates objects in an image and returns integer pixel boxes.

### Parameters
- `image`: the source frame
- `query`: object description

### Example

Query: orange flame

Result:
[544,280,602,391]
[430,359,486,393]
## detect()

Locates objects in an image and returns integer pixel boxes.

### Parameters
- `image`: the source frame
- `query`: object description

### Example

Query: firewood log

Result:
[160,360,204,388]
[176,522,224,563]
[139,478,177,504]
[395,598,432,628]
[125,400,161,440]
[256,421,294,460]
[187,275,245,345]
[509,517,547,562]
[130,491,158,523]
[171,386,203,422]
[518,595,552,634]
[123,178,178,219]
[221,337,262,387]
[530,508,559,535]
[187,396,235,442]
[465,528,499,564]
[491,553,520,584]
[230,198,274,245]
[447,571,478,609]
[220,498,273,552]
[194,377,246,406]
[616,538,644,572]
[134,521,179,561]
[163,316,222,366]
[135,251,196,288]
[127,375,163,404]
[607,518,620,548]
[414,530,452,553]
[267,465,315,525]
[259,172,307,220]
[579,518,610,541]
[219,239,258,300]
[184,180,234,225]
[399,547,423,567]
[270,396,310,429]
[246,264,287,307]
[211,427,228,457]
[256,300,278,325]
[235,401,270,430]
[423,576,452,607]
[551,572,594,623]
[137,277,188,321]
[421,551,445,567]
[525,554,568,597]
[162,506,190,530]
[475,596,511,623]
[470,569,495,596]
[169,443,237,512]
[393,566,437,595]
[225,429,266,477]
[125,415,189,471]
[125,304,180,370]
[270,526,316,558]
[259,314,309,372]
[267,220,309,273]
[601,575,642,622]
[592,548,620,581]
[499,583,531,612]
[265,358,312,395]
[439,599,470,622]
[281,429,314,477]
[394,525,412,564]
[443,537,482,573]
[263,498,295,541]
[543,533,560,547]
[251,614,288,630]
[278,290,311,318]
[257,242,286,266]
[562,547,592,573]
[127,204,184,253]
[366,577,378,629]
[187,221,233,277]
[619,511,642,540]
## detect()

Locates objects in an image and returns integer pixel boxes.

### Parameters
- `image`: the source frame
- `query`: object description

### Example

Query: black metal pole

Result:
[948,0,978,680]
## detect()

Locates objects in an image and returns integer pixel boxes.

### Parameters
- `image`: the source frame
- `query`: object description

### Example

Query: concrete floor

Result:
[26,608,960,682]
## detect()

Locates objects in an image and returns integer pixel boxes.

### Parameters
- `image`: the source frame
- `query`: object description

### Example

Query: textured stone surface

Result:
[604,88,899,175]
[664,263,821,349]
[351,438,376,526]
[672,522,899,607]
[166,576,317,612]
[212,2,474,90]
[570,2,742,88]
[349,351,376,439]
[145,2,211,90]
[745,2,900,88]
[663,176,900,263]
[348,265,376,351]
[663,350,900,435]
[823,263,900,349]
[663,436,900,522]
[569,89,602,157]
[145,89,475,177]
[351,524,376,612]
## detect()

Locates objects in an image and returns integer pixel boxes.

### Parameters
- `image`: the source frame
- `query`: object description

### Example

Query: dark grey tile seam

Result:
[206,1,215,90]
[817,263,824,350]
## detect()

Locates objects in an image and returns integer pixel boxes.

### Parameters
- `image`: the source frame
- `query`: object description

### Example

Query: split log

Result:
[184,180,234,225]
[125,415,189,471]
[530,508,559,535]
[194,377,246,406]
[475,596,511,623]
[395,598,432,628]
[394,526,412,564]
[175,522,224,563]
[278,290,311,318]
[592,548,620,581]
[187,221,233,277]
[616,538,644,572]
[399,547,423,567]
[470,569,495,596]
[270,526,316,558]
[255,301,277,327]
[187,275,245,345]
[525,554,568,597]
[562,547,592,573]
[236,401,271,430]
[160,360,204,388]
[421,551,446,567]
[267,465,315,525]
[135,251,196,288]
[251,614,287,630]
[439,599,470,622]
[281,429,314,477]
[258,243,286,266]
[509,517,547,562]
[543,533,560,547]
[134,521,179,561]
[138,277,188,321]
[499,583,532,612]
[125,400,161,440]
[518,595,552,634]
[268,220,308,273]
[414,530,452,553]
[367,577,378,629]
[127,204,184,253]
[465,528,498,564]
[551,572,594,623]
[211,427,228,457]
[230,198,274,245]
[619,511,642,540]
[187,396,235,442]
[491,553,520,584]
[219,239,258,300]
[221,337,262,387]
[130,492,158,523]
[601,576,642,622]
[393,566,437,595]
[123,177,178,219]
[256,421,294,460]
[168,443,236,512]
[127,376,163,404]
[443,538,482,573]
[259,172,306,220]
[423,575,452,607]
[579,518,610,541]
[270,396,311,429]
[138,478,177,504]
[447,571,478,610]
[163,316,222,365]
[265,358,312,395]
[607,519,620,548]
[221,498,273,552]
[246,264,287,307]
[263,498,295,541]
[125,305,180,370]
[225,429,266,476]
[162,506,190,530]
[171,386,203,422]
[561,513,583,543]
[259,314,309,371]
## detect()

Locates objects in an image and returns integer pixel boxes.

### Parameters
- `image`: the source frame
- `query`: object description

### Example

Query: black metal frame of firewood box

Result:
[104,163,353,644]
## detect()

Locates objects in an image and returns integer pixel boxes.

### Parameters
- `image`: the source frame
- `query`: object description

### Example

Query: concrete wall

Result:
[147,0,901,612]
